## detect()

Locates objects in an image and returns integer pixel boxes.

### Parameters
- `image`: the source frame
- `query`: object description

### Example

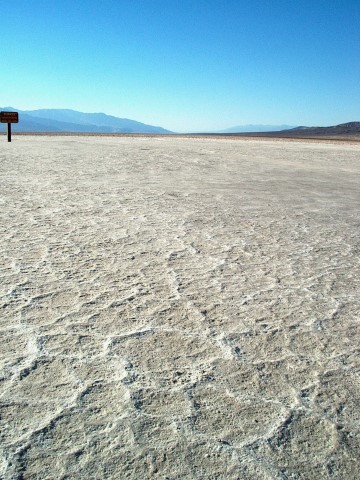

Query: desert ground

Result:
[1,135,359,479]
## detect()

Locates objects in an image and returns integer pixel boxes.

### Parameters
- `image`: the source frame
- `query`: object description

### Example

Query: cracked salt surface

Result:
[0,135,359,479]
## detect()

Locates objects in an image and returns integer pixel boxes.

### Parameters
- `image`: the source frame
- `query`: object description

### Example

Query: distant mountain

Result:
[217,124,296,133]
[282,122,360,136]
[0,107,172,133]
[214,122,360,138]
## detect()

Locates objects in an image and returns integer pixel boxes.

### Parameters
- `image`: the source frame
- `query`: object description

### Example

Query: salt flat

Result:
[1,135,359,479]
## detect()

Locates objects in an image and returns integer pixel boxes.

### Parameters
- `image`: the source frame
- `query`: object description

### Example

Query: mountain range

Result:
[2,107,296,134]
[223,122,360,138]
[0,107,172,134]
[1,108,359,137]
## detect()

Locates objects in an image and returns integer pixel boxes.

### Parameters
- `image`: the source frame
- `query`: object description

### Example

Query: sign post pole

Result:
[1,111,19,141]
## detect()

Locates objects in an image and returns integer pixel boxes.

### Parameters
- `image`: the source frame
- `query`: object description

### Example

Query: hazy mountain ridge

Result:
[1,107,359,136]
[212,122,360,138]
[216,124,296,133]
[215,122,360,135]
[236,122,360,138]
[0,107,173,133]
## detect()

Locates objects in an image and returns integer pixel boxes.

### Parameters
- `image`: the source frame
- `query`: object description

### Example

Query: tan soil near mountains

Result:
[1,136,359,479]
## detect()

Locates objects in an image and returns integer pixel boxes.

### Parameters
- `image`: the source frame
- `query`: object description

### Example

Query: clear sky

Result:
[1,0,359,132]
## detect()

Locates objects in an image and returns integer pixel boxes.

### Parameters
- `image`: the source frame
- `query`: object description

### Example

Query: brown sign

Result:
[1,111,19,123]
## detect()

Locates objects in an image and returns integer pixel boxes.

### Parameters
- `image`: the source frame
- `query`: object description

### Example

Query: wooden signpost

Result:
[1,111,19,142]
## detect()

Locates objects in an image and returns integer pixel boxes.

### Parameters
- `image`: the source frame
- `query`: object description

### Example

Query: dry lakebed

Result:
[0,135,359,479]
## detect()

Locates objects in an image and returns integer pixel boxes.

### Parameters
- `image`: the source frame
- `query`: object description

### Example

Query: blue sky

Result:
[1,0,359,132]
